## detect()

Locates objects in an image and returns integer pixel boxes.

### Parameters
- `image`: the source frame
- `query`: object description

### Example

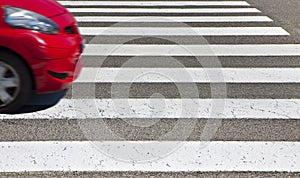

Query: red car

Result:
[0,0,84,113]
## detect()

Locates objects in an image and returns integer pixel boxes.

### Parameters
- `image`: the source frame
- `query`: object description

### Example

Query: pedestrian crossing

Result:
[75,16,274,22]
[59,1,251,6]
[0,0,300,175]
[79,27,289,36]
[0,141,299,172]
[68,7,261,13]
[77,68,300,83]
[84,44,300,56]
[0,98,299,119]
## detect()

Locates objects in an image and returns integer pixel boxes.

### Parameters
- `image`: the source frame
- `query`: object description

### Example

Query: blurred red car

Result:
[0,0,84,113]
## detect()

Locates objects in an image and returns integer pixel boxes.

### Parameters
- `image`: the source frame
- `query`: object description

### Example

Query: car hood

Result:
[1,0,66,17]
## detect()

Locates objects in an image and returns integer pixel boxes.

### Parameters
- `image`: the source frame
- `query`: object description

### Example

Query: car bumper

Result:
[27,38,83,93]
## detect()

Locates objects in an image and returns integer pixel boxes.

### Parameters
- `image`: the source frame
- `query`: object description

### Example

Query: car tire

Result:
[0,51,33,114]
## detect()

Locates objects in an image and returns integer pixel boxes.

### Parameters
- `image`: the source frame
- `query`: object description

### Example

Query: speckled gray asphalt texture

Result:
[1,0,300,177]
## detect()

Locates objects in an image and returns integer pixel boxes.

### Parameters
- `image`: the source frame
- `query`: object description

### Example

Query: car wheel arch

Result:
[0,46,36,90]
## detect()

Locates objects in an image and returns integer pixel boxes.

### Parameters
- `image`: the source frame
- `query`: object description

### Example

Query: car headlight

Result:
[3,6,59,34]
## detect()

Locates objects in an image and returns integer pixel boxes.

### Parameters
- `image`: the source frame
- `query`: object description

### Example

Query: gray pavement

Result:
[66,83,300,98]
[1,119,300,141]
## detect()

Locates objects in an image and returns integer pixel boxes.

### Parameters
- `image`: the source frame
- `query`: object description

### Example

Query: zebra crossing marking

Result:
[75,16,273,23]
[1,0,299,174]
[0,141,299,172]
[79,27,288,36]
[59,1,250,7]
[76,67,300,83]
[83,44,300,56]
[68,8,261,13]
[0,99,299,119]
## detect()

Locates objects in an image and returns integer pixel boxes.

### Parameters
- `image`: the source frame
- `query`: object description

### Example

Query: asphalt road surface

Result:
[0,0,300,177]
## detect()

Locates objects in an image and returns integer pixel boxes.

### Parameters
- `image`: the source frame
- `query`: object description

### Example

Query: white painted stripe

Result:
[0,99,299,119]
[79,27,288,36]
[76,16,273,22]
[0,141,299,172]
[76,68,300,83]
[60,1,250,6]
[83,44,300,56]
[68,8,261,13]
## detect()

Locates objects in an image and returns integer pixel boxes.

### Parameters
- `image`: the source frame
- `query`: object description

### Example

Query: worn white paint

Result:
[83,44,300,56]
[76,67,300,83]
[59,1,250,6]
[0,99,299,119]
[0,141,299,172]
[75,16,273,22]
[68,8,261,13]
[79,27,288,36]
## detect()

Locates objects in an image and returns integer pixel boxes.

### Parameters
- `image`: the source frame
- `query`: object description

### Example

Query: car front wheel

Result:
[0,51,32,114]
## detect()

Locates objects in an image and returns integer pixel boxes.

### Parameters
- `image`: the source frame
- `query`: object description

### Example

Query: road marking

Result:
[59,1,250,6]
[2,0,299,175]
[79,27,288,36]
[0,141,299,172]
[83,44,300,56]
[68,8,261,13]
[76,68,300,83]
[0,99,299,119]
[76,16,273,22]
